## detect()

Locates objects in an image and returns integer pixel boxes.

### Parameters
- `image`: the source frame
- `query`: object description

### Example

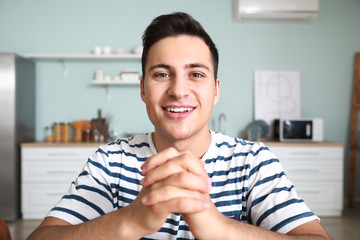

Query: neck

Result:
[152,130,212,159]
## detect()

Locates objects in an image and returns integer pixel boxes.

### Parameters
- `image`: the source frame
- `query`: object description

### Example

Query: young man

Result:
[28,12,330,239]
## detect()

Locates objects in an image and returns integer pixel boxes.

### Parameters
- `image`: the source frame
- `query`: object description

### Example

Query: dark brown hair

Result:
[141,12,219,80]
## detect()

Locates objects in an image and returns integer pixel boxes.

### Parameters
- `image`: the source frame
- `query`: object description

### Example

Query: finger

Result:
[141,160,183,186]
[141,152,208,186]
[148,198,210,216]
[171,151,208,179]
[144,171,211,193]
[141,147,180,174]
[142,185,206,205]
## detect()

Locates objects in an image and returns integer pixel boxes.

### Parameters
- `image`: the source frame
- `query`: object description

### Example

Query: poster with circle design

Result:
[254,70,301,128]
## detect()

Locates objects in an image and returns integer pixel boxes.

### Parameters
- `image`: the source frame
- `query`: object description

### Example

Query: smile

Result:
[164,107,194,113]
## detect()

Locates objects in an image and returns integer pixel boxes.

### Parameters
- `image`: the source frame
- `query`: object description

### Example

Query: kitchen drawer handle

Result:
[288,169,319,172]
[46,170,78,174]
[297,190,320,194]
[289,152,320,156]
[46,192,65,196]
[47,153,78,157]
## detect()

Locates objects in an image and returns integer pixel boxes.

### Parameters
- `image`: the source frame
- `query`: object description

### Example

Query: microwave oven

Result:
[277,118,324,142]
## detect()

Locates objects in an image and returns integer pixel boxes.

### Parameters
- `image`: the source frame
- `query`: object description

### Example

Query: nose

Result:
[167,76,189,99]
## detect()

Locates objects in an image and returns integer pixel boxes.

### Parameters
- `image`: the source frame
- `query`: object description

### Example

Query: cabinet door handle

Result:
[289,152,320,156]
[46,192,65,196]
[288,169,319,172]
[46,170,78,175]
[46,153,78,157]
[297,190,320,194]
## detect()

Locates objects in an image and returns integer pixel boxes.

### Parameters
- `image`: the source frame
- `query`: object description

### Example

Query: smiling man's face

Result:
[141,35,220,145]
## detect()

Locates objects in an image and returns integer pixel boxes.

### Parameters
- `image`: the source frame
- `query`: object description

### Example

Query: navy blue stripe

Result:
[214,198,242,208]
[117,195,136,204]
[158,226,178,235]
[96,147,108,157]
[108,161,143,175]
[221,209,243,217]
[251,186,295,208]
[247,185,294,224]
[50,207,89,222]
[210,187,248,199]
[210,165,251,177]
[88,159,140,184]
[254,172,286,188]
[74,183,113,204]
[249,146,270,157]
[249,158,280,178]
[106,149,148,162]
[246,171,287,202]
[74,183,115,207]
[79,170,112,193]
[117,185,140,196]
[110,138,151,148]
[205,146,269,164]
[95,146,149,162]
[216,141,237,148]
[271,212,315,232]
[256,198,305,227]
[212,175,248,187]
[62,194,105,216]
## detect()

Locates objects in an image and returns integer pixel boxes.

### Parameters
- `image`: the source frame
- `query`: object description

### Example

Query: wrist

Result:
[115,206,148,239]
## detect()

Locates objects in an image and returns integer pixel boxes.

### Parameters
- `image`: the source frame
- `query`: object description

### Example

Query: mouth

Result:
[164,107,195,113]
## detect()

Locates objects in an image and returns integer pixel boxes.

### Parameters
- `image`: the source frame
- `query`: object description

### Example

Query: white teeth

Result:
[165,107,194,113]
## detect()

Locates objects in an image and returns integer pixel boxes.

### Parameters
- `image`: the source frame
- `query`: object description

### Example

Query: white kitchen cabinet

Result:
[265,142,344,217]
[21,143,99,219]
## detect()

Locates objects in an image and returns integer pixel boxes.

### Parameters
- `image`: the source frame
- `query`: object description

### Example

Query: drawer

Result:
[281,160,342,181]
[22,160,85,182]
[292,181,343,214]
[268,146,343,160]
[22,183,71,219]
[22,147,97,161]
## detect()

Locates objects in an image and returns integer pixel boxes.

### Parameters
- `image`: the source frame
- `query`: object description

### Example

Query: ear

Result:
[140,77,146,102]
[213,77,221,106]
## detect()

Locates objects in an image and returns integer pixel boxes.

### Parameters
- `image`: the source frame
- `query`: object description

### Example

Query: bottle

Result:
[45,126,54,143]
[81,121,93,143]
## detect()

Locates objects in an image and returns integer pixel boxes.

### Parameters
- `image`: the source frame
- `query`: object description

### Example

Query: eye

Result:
[190,72,205,78]
[154,72,170,78]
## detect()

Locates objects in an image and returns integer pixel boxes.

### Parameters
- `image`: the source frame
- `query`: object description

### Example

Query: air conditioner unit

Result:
[233,0,319,22]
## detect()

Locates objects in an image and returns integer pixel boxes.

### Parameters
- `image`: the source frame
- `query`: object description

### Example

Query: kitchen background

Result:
[0,0,359,200]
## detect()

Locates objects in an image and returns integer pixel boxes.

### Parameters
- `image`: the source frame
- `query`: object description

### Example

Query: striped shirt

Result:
[47,131,318,239]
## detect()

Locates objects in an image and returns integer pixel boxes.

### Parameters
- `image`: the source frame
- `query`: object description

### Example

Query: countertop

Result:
[20,142,108,148]
[20,140,343,148]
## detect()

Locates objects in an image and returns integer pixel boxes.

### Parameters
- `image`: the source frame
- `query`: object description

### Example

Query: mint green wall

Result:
[1,0,360,198]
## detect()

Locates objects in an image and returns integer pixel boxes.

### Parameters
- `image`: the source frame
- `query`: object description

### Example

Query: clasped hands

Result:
[126,147,226,239]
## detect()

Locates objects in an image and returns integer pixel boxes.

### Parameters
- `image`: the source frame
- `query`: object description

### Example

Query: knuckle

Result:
[163,186,175,196]
[176,171,188,183]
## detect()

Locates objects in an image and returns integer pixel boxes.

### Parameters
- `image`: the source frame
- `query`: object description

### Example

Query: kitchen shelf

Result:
[24,53,141,60]
[92,80,140,85]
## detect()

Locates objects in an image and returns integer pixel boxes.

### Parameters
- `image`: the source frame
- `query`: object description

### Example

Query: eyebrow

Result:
[148,64,170,72]
[148,63,210,72]
[185,63,210,72]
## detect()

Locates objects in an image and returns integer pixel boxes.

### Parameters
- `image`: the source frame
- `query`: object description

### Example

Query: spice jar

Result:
[72,121,83,142]
[81,121,93,143]
[61,123,71,143]
[53,123,61,143]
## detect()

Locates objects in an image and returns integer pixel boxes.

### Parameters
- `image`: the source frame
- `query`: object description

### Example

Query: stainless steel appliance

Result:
[0,53,35,221]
